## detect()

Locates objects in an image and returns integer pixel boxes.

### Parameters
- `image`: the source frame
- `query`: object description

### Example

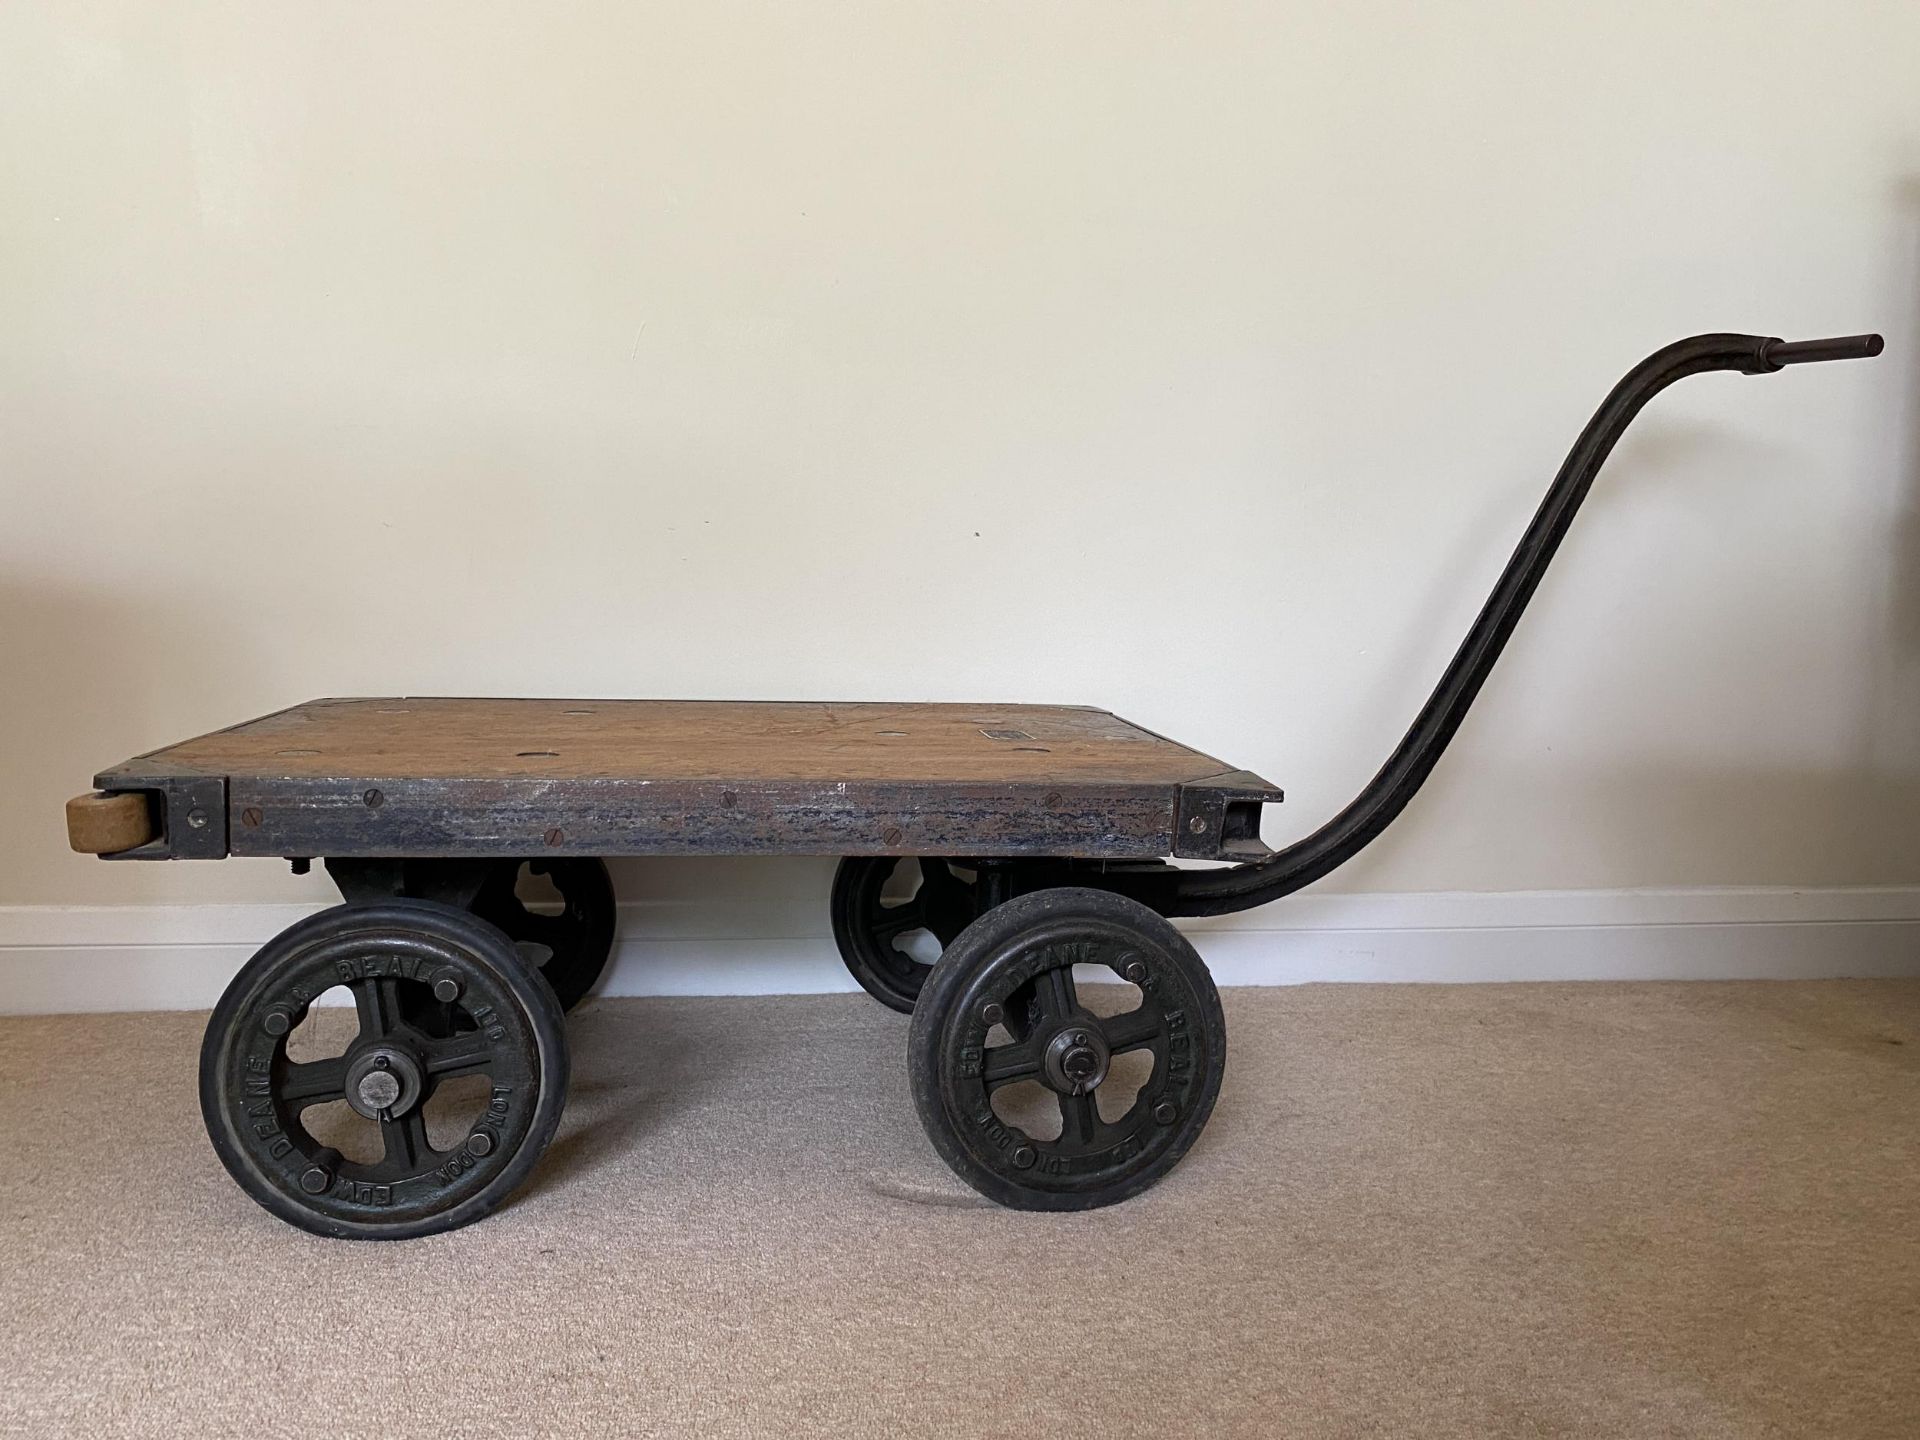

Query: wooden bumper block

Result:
[66,791,157,854]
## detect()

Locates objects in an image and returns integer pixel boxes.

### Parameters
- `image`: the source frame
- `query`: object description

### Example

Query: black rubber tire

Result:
[908,887,1226,1211]
[199,900,570,1240]
[469,857,617,1013]
[830,856,977,1013]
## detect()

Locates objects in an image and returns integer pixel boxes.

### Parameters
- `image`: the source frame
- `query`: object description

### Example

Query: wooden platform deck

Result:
[87,697,1283,862]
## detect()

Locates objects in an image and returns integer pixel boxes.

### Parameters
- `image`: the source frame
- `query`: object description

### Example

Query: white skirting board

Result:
[1,887,1916,1015]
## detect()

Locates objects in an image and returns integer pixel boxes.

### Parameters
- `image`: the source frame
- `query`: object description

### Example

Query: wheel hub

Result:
[344,1044,426,1120]
[1043,1025,1110,1096]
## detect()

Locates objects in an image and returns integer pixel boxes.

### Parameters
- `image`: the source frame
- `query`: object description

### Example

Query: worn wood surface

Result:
[109,698,1242,784]
[92,698,1283,861]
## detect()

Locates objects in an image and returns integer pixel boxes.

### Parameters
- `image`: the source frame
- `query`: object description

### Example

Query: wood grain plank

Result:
[105,698,1246,786]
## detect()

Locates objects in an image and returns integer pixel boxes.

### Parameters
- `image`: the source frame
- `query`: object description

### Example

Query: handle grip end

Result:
[1759,334,1885,370]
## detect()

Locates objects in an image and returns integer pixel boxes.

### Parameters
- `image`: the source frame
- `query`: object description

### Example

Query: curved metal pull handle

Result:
[1167,330,1885,917]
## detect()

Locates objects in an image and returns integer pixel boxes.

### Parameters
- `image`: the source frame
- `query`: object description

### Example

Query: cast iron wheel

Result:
[199,900,570,1240]
[830,856,979,1012]
[908,887,1226,1210]
[468,857,617,1012]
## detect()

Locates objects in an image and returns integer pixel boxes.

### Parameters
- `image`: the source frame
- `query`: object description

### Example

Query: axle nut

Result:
[1153,1101,1179,1126]
[432,970,462,1003]
[262,1009,293,1037]
[467,1131,495,1158]
[299,1166,331,1195]
[1010,1145,1037,1170]
[1123,960,1147,985]
[979,1002,1004,1027]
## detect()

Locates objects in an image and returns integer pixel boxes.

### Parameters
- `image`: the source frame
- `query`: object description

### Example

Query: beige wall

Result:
[4,2,1917,912]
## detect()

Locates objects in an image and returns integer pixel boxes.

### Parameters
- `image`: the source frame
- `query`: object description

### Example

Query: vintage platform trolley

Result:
[65,332,1882,1238]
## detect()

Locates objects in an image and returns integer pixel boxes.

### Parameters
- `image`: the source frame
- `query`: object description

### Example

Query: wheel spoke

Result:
[512,910,572,947]
[871,902,926,941]
[422,1033,501,1078]
[917,859,977,945]
[399,985,460,1037]
[1101,1008,1164,1054]
[279,1056,350,1105]
[352,977,404,1039]
[981,1040,1043,1090]
[1041,965,1078,1023]
[380,1107,432,1169]
[1060,1091,1098,1147]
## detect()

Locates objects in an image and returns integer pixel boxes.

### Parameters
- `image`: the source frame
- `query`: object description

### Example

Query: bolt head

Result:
[262,1010,292,1037]
[1010,1145,1037,1170]
[432,973,462,1003]
[979,1002,1004,1028]
[466,1131,495,1158]
[299,1166,330,1195]
[1153,1100,1179,1126]
[187,808,208,830]
[1188,815,1207,833]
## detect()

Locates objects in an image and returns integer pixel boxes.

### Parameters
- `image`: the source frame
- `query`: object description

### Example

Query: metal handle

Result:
[1160,329,1885,918]
[1755,334,1885,369]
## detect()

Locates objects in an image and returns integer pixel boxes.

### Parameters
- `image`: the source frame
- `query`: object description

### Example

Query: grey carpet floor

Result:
[1,981,1916,1438]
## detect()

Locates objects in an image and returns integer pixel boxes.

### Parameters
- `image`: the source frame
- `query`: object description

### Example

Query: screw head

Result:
[299,1166,330,1195]
[979,1002,1004,1027]
[1010,1145,1037,1170]
[466,1131,495,1158]
[1153,1100,1179,1126]
[240,807,263,829]
[432,971,462,1003]
[261,1009,292,1037]
[363,788,384,809]
[1188,815,1207,834]
[1123,960,1148,985]
[544,827,565,847]
[186,808,208,830]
